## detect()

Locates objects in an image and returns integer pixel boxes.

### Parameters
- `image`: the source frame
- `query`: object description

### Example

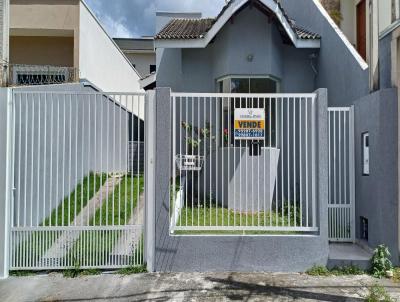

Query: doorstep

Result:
[328,242,372,270]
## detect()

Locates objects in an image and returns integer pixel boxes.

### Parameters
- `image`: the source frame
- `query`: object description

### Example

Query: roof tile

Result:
[155,0,320,41]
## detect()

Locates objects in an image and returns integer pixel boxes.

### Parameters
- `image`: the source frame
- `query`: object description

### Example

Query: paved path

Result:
[110,192,145,257]
[41,177,122,264]
[1,272,400,302]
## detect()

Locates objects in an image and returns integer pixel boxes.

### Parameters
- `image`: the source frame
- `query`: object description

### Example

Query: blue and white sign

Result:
[234,108,265,140]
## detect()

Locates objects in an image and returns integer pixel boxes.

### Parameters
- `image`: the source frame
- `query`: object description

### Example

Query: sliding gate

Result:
[9,90,146,270]
[328,107,355,242]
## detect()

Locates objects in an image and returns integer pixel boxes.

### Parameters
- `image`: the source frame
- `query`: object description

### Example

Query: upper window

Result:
[216,76,280,147]
[217,76,279,93]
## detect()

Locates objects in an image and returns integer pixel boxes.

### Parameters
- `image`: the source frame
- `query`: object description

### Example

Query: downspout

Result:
[309,53,319,90]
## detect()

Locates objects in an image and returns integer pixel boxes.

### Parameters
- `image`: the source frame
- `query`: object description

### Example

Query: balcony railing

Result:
[5,64,79,87]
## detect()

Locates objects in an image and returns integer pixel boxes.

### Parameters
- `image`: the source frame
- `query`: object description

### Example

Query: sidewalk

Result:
[1,272,400,302]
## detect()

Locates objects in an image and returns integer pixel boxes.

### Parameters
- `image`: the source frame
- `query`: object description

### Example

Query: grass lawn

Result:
[13,173,106,266]
[173,204,301,235]
[68,175,145,267]
[171,179,302,235]
[42,172,107,227]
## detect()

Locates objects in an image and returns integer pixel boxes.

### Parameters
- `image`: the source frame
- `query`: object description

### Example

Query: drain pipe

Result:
[309,53,319,89]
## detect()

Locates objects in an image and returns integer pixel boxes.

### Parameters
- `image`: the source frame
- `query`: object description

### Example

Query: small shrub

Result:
[371,245,393,278]
[63,259,81,278]
[365,284,394,302]
[118,265,147,275]
[306,265,330,276]
[10,270,36,277]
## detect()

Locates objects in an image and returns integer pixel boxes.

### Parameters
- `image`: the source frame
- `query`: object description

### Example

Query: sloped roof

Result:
[155,0,320,42]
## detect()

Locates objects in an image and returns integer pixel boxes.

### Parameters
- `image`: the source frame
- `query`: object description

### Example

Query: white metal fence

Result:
[328,107,355,242]
[10,91,146,270]
[170,93,319,234]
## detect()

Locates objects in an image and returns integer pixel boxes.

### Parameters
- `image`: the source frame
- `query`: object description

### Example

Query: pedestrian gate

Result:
[9,91,146,270]
[328,107,355,242]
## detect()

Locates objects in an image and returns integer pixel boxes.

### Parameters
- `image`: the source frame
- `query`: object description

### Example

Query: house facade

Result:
[154,0,400,271]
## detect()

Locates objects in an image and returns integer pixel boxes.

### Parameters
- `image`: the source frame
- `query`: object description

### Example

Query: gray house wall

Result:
[281,0,369,106]
[379,33,393,90]
[12,83,131,226]
[354,88,399,264]
[157,7,317,93]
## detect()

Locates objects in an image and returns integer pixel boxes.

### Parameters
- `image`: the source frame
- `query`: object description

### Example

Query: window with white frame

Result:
[217,76,280,147]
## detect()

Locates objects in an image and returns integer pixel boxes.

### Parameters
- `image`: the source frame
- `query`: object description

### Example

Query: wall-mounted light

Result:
[247,54,254,62]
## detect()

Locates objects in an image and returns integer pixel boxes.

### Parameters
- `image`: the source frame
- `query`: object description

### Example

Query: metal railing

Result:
[6,64,79,86]
[328,107,355,242]
[170,93,319,235]
[10,91,146,270]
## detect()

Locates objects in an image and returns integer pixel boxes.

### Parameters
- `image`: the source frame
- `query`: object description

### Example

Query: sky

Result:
[85,0,227,38]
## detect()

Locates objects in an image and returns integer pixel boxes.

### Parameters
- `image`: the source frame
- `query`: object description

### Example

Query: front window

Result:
[217,76,280,147]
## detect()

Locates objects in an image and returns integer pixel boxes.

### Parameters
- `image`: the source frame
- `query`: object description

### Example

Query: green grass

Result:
[90,175,144,226]
[365,284,395,302]
[68,176,145,267]
[117,264,147,275]
[43,173,107,227]
[9,270,36,277]
[170,180,306,235]
[306,265,365,277]
[12,173,107,269]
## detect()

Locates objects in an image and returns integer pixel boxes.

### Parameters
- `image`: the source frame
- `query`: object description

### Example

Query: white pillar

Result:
[369,0,379,90]
[0,88,12,279]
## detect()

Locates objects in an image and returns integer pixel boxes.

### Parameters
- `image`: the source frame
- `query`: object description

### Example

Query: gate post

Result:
[0,88,13,279]
[315,88,329,241]
[145,90,156,272]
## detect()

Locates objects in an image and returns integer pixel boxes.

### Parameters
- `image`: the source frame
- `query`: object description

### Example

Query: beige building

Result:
[3,0,142,92]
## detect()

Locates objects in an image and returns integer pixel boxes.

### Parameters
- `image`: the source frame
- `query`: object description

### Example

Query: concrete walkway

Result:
[1,272,400,302]
[110,192,145,258]
[41,177,122,265]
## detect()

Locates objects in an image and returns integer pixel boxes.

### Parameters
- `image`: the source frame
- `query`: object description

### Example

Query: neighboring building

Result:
[0,0,9,86]
[114,37,156,90]
[114,38,155,77]
[6,0,141,92]
[320,0,399,89]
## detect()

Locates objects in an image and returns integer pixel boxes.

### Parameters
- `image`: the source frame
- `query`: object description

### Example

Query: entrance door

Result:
[357,0,367,60]
[328,107,355,242]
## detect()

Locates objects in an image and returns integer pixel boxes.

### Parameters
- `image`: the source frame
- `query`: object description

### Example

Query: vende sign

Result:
[234,108,265,140]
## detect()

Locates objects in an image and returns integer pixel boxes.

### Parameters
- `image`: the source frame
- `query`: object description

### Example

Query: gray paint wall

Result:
[153,88,329,273]
[157,7,317,93]
[354,88,399,264]
[379,33,393,90]
[281,0,369,106]
[12,83,131,226]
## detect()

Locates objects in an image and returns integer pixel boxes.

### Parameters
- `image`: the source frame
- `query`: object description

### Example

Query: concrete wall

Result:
[78,2,142,94]
[12,83,131,226]
[281,0,369,106]
[157,7,317,94]
[10,36,74,66]
[152,88,329,273]
[354,88,399,264]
